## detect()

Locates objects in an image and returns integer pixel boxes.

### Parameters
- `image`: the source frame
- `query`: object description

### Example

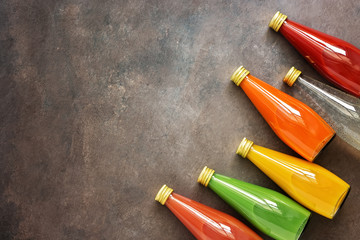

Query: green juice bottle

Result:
[198,166,311,240]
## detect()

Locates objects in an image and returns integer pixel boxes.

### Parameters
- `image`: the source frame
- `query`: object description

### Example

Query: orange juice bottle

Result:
[231,66,335,161]
[236,137,350,219]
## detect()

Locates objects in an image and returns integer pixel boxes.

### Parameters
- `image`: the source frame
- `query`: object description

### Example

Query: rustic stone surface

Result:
[1,0,360,239]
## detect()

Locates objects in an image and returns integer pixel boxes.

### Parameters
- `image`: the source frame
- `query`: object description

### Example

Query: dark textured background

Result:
[1,0,360,239]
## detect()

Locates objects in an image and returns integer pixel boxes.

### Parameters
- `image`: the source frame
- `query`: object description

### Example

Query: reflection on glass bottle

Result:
[198,167,310,240]
[283,66,360,151]
[155,185,262,240]
[236,137,350,219]
[231,66,335,162]
[269,11,360,97]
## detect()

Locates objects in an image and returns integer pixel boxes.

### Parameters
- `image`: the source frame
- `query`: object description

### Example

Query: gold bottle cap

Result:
[269,11,287,32]
[155,184,173,205]
[197,166,215,187]
[231,66,250,86]
[236,137,254,158]
[284,66,302,87]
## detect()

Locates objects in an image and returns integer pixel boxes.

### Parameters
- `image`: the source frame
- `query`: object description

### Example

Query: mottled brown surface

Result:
[1,0,360,239]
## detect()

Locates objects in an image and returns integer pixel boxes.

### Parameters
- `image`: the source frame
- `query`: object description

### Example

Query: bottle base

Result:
[312,133,336,162]
[295,213,311,240]
[331,185,351,219]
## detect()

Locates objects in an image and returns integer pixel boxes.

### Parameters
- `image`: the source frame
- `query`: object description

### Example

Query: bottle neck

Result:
[279,19,327,65]
[165,193,195,216]
[296,75,360,118]
[164,193,204,239]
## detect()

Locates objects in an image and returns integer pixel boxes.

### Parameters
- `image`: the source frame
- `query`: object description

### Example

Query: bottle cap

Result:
[236,137,254,158]
[284,66,302,87]
[231,66,250,86]
[197,166,215,187]
[269,11,287,32]
[155,184,173,205]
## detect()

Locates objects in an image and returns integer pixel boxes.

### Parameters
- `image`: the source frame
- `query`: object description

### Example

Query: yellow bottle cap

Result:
[269,11,287,32]
[236,137,254,158]
[155,184,173,205]
[284,66,302,87]
[197,166,215,187]
[231,66,250,86]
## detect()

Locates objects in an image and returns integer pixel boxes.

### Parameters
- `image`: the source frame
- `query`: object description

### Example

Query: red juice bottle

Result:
[155,185,262,240]
[269,11,360,97]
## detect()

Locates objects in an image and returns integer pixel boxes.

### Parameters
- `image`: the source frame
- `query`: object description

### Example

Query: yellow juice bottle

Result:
[236,137,350,219]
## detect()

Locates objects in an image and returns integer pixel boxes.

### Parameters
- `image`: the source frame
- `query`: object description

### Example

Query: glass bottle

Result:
[231,66,335,162]
[155,185,262,240]
[283,66,360,152]
[269,11,360,97]
[236,137,351,219]
[198,167,310,240]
